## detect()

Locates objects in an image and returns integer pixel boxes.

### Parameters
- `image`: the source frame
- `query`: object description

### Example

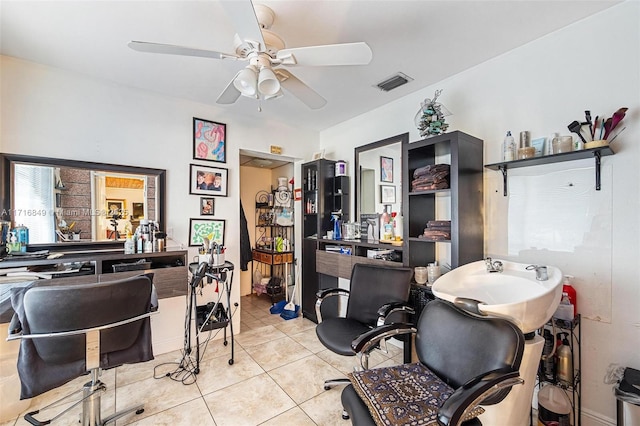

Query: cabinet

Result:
[252,189,294,300]
[537,315,582,425]
[402,131,484,270]
[0,250,188,323]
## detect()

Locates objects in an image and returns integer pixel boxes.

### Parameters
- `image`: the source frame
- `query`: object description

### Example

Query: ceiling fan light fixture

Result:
[234,65,258,97]
[258,66,281,96]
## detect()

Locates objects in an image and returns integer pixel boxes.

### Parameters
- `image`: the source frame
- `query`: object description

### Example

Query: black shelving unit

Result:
[402,131,485,270]
[252,190,294,302]
[301,158,336,322]
[485,146,614,195]
[537,315,582,426]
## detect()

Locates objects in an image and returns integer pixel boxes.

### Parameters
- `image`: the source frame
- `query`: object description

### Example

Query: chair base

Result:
[24,370,145,426]
[323,378,351,390]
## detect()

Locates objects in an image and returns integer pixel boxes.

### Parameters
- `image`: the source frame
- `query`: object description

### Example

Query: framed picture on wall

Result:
[189,218,225,246]
[380,185,396,204]
[380,156,393,182]
[189,164,228,197]
[200,197,215,216]
[193,117,226,163]
[106,199,126,218]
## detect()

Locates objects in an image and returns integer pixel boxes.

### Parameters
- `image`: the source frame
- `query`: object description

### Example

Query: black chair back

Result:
[416,299,525,400]
[346,264,412,326]
[23,275,153,365]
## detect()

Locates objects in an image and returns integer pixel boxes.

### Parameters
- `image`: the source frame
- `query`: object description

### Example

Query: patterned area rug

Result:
[348,362,483,426]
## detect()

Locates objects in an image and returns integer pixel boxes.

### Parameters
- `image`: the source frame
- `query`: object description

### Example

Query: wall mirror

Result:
[355,133,408,227]
[1,154,165,250]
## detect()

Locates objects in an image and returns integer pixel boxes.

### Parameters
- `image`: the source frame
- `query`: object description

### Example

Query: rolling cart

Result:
[187,260,235,372]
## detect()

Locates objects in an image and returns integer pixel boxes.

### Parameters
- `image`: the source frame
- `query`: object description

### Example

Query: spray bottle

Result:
[331,213,342,240]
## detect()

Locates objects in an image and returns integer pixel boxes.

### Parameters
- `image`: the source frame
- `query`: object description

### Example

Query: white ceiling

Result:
[1,1,620,132]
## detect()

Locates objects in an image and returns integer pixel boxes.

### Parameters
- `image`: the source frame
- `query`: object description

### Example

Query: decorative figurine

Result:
[415,89,451,138]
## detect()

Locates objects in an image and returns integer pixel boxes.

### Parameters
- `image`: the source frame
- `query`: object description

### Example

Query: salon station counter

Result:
[0,249,188,323]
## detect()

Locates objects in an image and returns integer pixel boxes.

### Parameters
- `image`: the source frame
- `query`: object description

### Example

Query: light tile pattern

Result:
[2,294,405,425]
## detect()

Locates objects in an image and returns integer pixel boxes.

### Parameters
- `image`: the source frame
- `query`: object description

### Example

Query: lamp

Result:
[258,66,281,96]
[233,65,258,97]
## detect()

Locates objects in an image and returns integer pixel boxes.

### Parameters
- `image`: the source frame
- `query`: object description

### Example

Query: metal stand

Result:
[187,261,235,374]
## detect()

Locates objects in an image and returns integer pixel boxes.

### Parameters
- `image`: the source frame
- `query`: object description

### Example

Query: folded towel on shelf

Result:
[411,164,450,191]
[421,229,451,241]
[426,220,451,230]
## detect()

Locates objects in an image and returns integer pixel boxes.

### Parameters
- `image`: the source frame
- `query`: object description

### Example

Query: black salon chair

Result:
[315,263,413,389]
[8,274,158,426]
[341,299,526,426]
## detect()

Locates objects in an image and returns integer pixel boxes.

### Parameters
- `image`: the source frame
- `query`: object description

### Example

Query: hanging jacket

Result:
[239,201,252,271]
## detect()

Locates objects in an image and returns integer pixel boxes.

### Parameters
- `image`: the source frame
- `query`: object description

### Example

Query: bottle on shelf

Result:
[380,206,390,240]
[502,131,516,161]
[124,231,135,254]
[541,328,556,382]
[554,275,577,321]
[556,332,574,387]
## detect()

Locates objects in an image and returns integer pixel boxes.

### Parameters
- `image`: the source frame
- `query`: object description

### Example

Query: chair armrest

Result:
[315,288,350,323]
[351,323,417,354]
[437,369,523,426]
[316,288,349,300]
[8,313,22,336]
[377,302,415,326]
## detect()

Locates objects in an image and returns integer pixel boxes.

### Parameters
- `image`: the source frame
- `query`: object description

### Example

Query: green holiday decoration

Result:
[415,89,451,138]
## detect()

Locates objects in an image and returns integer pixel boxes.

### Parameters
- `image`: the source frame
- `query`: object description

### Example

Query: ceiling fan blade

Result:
[275,69,326,110]
[277,42,373,67]
[220,0,265,50]
[216,73,242,104]
[128,41,238,60]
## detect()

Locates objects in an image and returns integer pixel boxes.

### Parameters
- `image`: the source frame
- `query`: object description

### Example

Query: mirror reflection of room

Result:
[11,161,155,243]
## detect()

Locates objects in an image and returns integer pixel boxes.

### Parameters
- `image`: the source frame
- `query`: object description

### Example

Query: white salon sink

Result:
[431,260,563,333]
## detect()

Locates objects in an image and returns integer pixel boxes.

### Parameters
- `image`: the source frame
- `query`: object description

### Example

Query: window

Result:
[14,164,55,243]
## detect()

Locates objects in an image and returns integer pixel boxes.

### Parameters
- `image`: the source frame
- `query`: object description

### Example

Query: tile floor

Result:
[1,294,403,426]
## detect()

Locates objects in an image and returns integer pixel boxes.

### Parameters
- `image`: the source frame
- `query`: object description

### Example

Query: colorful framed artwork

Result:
[189,218,225,246]
[189,164,228,197]
[380,156,393,183]
[106,199,126,218]
[380,185,396,204]
[200,197,215,216]
[193,117,226,163]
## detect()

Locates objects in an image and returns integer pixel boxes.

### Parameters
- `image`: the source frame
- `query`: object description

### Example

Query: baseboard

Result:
[582,407,615,426]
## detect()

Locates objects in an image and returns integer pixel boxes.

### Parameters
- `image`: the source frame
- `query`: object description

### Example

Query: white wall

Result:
[320,3,639,425]
[0,55,319,350]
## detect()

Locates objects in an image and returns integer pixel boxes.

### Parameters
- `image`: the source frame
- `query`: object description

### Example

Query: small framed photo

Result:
[106,199,126,218]
[190,164,228,197]
[311,150,325,161]
[380,156,393,183]
[193,117,226,163]
[294,188,302,201]
[200,197,215,216]
[380,185,396,204]
[189,218,225,246]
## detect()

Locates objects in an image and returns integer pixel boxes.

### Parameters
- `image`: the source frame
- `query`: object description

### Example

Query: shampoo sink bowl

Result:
[431,260,563,333]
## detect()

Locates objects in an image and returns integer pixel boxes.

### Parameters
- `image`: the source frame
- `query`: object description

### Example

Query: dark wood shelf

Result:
[485,146,615,195]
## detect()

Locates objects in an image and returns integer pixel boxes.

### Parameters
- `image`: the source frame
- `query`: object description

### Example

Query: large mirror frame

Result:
[1,153,166,251]
[355,133,408,226]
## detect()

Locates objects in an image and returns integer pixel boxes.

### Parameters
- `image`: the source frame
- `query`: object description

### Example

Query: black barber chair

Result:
[8,274,158,425]
[315,263,413,389]
[341,299,525,426]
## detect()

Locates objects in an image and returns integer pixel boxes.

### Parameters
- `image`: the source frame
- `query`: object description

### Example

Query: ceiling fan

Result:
[128,1,373,110]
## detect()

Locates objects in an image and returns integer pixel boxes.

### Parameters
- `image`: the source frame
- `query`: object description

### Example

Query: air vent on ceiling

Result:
[374,72,414,92]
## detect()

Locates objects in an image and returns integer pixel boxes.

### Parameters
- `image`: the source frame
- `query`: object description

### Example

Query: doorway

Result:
[239,150,298,298]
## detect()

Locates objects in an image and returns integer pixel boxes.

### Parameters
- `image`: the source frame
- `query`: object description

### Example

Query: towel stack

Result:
[411,164,450,191]
[421,220,451,241]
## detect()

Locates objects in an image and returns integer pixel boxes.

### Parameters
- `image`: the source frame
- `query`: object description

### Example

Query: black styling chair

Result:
[315,263,413,390]
[341,299,526,426]
[8,275,158,426]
